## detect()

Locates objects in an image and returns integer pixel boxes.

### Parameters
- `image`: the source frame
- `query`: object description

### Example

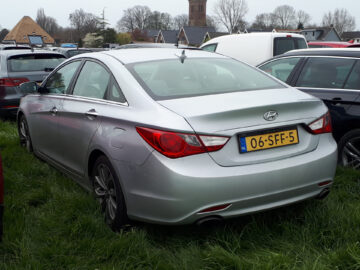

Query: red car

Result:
[308,41,360,48]
[0,152,3,241]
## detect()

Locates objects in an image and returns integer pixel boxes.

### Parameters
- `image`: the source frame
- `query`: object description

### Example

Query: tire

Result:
[338,129,360,170]
[92,155,129,231]
[18,115,33,152]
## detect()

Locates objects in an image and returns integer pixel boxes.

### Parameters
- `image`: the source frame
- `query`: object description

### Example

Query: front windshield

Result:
[128,58,285,100]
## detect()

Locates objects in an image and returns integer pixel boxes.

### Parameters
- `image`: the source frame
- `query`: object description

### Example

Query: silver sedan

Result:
[17,48,337,230]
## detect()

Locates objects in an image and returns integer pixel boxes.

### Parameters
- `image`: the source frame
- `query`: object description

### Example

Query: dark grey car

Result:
[55,48,94,58]
[0,50,65,117]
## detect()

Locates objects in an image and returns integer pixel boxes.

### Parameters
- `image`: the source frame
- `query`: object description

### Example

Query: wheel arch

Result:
[87,149,106,180]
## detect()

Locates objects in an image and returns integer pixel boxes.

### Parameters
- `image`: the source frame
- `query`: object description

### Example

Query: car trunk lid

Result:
[158,88,327,166]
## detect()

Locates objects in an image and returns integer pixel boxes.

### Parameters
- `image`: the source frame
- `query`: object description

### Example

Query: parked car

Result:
[55,48,94,58]
[18,48,337,230]
[308,41,360,48]
[0,152,4,241]
[258,48,360,169]
[0,50,65,118]
[200,32,308,66]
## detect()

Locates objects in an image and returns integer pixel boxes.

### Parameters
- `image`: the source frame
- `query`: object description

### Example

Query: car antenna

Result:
[176,50,187,64]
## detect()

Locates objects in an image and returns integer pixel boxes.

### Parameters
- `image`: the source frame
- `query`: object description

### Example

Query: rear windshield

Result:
[274,37,308,56]
[2,47,31,50]
[128,58,285,100]
[7,54,65,72]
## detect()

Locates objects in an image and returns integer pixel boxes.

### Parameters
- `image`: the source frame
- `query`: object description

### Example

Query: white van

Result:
[200,32,308,66]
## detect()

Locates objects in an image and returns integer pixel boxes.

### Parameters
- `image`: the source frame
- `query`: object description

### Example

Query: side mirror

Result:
[19,81,38,95]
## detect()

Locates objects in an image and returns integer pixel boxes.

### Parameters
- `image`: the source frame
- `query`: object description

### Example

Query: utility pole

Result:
[101,7,107,31]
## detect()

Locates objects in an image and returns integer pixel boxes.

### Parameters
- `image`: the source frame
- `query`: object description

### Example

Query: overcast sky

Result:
[1,0,359,31]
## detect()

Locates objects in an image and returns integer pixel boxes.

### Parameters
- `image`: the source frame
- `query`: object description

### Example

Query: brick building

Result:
[189,0,207,27]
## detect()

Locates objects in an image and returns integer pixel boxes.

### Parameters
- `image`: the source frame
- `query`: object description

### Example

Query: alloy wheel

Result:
[94,163,118,223]
[19,116,32,152]
[341,136,360,169]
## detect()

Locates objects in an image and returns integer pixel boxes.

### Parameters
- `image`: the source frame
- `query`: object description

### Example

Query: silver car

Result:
[17,49,337,230]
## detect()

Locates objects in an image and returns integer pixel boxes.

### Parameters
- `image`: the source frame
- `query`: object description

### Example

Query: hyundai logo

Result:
[264,111,278,121]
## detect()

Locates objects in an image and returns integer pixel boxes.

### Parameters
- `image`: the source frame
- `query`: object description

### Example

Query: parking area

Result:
[1,120,360,269]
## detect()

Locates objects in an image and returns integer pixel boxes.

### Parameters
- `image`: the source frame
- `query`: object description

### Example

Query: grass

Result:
[1,119,360,269]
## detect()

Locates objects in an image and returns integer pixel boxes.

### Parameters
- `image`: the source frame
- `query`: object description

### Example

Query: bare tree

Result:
[251,13,277,30]
[322,8,355,35]
[206,16,219,31]
[272,5,296,29]
[147,11,173,30]
[214,0,248,33]
[117,9,136,32]
[296,10,311,28]
[0,29,9,42]
[173,14,188,29]
[36,8,59,36]
[117,5,151,32]
[133,6,151,30]
[69,9,99,39]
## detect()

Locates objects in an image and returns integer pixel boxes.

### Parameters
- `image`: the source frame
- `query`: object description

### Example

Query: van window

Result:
[202,44,217,52]
[273,37,307,56]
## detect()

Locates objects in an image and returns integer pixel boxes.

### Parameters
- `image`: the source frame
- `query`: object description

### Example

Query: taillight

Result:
[0,77,29,87]
[136,127,229,158]
[307,112,332,134]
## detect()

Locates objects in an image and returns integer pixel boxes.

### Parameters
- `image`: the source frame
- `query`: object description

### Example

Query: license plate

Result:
[239,128,299,153]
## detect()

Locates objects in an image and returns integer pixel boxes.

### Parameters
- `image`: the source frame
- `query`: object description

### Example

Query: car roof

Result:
[308,41,353,45]
[280,48,360,58]
[117,43,196,49]
[202,32,305,45]
[73,48,228,64]
[0,49,66,58]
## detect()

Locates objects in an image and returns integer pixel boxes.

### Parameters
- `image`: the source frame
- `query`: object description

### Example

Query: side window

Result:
[202,44,217,52]
[45,61,81,94]
[344,61,360,90]
[296,57,356,89]
[73,61,110,99]
[106,79,127,103]
[259,57,301,82]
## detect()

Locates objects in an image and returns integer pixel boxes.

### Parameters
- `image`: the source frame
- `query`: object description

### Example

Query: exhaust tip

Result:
[316,188,330,200]
[196,216,224,226]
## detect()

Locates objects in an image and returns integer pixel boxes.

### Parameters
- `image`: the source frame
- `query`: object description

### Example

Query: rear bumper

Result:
[0,106,18,118]
[115,133,337,225]
[0,94,21,118]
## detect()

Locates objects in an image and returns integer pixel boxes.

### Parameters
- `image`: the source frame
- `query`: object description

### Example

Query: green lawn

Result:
[1,120,360,270]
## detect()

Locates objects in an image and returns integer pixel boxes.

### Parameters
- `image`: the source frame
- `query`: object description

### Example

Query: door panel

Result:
[58,61,111,177]
[294,57,360,141]
[28,61,82,161]
[28,95,63,161]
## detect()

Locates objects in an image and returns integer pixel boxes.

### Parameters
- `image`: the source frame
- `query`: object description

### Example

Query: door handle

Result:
[50,107,58,115]
[85,109,98,119]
